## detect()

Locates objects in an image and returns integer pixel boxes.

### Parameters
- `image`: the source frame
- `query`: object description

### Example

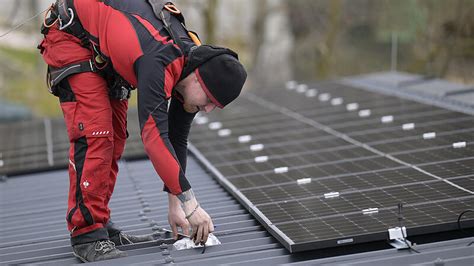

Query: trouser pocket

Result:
[61,101,78,141]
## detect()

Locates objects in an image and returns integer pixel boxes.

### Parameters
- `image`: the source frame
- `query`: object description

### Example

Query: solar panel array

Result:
[189,81,474,252]
[0,110,147,176]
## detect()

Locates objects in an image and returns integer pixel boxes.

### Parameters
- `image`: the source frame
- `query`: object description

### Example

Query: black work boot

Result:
[72,239,127,262]
[109,231,154,246]
[106,220,153,246]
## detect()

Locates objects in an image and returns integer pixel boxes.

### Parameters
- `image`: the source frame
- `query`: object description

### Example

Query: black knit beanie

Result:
[180,45,247,108]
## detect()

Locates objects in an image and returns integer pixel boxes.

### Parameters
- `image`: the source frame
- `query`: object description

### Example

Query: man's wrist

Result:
[176,189,195,203]
[168,193,181,208]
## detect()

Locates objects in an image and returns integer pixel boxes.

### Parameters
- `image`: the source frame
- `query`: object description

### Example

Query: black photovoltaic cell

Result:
[369,129,474,153]
[194,126,324,153]
[256,181,472,224]
[419,158,474,178]
[202,137,351,166]
[343,116,474,138]
[241,168,436,205]
[189,81,474,252]
[226,156,402,189]
[216,146,374,168]
[302,103,435,126]
[275,197,473,250]
[449,176,474,191]
[392,145,474,165]
[332,110,455,134]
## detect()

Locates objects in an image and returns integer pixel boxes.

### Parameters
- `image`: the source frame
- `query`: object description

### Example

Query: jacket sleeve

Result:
[135,54,191,195]
[163,97,197,192]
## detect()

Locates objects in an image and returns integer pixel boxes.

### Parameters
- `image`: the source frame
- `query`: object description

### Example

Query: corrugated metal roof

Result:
[0,158,282,265]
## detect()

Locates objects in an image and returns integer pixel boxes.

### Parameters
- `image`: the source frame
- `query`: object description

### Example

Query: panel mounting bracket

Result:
[388,226,414,250]
[389,238,413,250]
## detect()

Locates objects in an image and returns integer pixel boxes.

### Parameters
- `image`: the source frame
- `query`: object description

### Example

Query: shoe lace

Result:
[119,232,132,245]
[94,240,116,253]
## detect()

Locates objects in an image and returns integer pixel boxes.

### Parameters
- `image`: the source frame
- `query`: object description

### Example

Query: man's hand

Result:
[183,198,214,245]
[168,194,190,239]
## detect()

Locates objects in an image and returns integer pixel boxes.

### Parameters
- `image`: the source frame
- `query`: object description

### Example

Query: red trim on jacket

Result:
[74,1,143,86]
[164,57,185,98]
[132,14,179,49]
[141,115,183,195]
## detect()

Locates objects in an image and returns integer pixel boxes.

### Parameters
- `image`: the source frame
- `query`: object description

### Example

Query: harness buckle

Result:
[164,4,181,14]
[59,8,74,30]
[43,4,59,29]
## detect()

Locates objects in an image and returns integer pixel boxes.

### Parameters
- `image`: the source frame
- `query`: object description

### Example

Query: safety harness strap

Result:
[42,0,133,100]
[56,0,90,46]
[147,0,187,52]
[48,60,97,88]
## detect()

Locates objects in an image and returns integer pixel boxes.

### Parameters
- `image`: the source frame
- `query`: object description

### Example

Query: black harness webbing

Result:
[147,0,188,52]
[42,0,135,100]
[42,0,192,99]
[48,60,96,89]
[56,0,90,46]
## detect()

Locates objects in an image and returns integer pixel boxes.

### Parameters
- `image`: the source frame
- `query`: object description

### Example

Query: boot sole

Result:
[72,251,127,262]
[72,251,88,263]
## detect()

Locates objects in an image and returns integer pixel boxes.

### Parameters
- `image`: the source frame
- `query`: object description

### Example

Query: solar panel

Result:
[189,81,474,252]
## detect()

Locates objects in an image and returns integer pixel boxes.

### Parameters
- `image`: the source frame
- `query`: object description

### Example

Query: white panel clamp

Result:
[331,98,343,106]
[208,122,222,130]
[254,156,269,163]
[402,123,415,131]
[238,135,252,143]
[195,116,209,125]
[297,178,311,185]
[286,80,298,90]
[362,208,379,215]
[274,167,289,174]
[388,226,407,240]
[318,93,331,102]
[324,192,340,199]
[358,109,371,117]
[337,238,354,245]
[453,142,467,148]
[296,84,308,93]
[346,103,359,111]
[217,129,231,137]
[423,132,436,140]
[388,226,414,250]
[305,89,318,98]
[381,115,394,123]
[250,144,264,151]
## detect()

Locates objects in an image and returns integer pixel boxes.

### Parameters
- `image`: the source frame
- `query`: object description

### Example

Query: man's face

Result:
[179,72,217,113]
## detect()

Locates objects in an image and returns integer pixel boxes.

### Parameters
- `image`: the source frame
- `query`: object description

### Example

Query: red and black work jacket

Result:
[68,0,197,195]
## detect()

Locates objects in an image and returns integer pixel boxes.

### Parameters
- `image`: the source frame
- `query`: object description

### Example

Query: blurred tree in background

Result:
[287,0,474,81]
[0,0,472,120]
